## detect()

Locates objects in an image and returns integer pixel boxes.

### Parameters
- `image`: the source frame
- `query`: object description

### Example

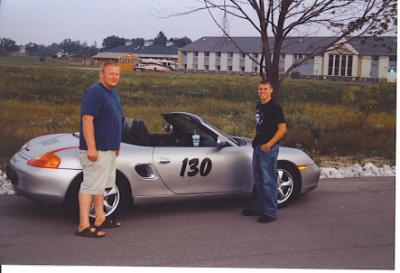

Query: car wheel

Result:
[277,162,301,207]
[67,173,131,220]
[90,177,131,219]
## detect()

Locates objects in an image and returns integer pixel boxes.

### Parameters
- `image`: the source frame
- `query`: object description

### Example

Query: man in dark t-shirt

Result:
[242,80,287,223]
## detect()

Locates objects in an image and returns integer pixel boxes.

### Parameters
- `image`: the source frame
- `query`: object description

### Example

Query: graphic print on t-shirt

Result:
[256,109,263,127]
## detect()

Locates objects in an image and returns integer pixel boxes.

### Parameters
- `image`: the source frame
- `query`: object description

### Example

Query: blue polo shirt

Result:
[79,82,123,151]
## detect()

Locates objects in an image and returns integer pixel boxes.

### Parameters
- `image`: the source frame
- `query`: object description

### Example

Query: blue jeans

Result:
[251,144,279,218]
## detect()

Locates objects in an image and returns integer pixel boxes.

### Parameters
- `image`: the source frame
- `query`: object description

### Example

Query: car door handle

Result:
[157,158,171,164]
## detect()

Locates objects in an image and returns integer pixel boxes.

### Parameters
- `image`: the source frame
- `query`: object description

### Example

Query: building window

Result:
[347,55,353,76]
[216,65,221,71]
[328,55,334,75]
[388,66,396,73]
[194,52,198,57]
[205,65,209,70]
[228,66,233,71]
[340,55,346,76]
[184,64,187,69]
[334,55,340,75]
[242,53,246,58]
[328,54,353,76]
[294,54,303,60]
[205,52,209,57]
[253,67,258,72]
[229,52,234,58]
[216,52,221,57]
[240,66,245,72]
[388,55,396,74]
[373,56,379,61]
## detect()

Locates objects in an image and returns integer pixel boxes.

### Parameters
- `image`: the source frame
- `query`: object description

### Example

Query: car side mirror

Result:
[216,136,230,149]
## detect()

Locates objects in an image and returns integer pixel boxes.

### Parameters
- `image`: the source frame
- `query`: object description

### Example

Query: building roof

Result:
[106,44,179,55]
[181,36,397,55]
[92,52,135,59]
[349,36,397,55]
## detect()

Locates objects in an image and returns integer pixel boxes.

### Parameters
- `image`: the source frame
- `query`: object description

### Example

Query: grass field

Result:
[0,56,396,166]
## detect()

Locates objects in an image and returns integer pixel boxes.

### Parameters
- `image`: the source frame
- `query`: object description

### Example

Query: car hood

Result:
[19,133,79,160]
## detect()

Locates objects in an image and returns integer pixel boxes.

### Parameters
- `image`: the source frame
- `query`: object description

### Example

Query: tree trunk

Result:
[263,63,280,103]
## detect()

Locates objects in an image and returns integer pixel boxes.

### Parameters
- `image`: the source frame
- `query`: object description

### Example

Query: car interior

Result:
[122,116,217,147]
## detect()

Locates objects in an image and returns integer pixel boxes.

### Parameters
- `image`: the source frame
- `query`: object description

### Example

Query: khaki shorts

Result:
[79,150,117,195]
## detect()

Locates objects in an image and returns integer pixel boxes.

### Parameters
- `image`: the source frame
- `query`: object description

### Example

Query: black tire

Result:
[277,161,301,208]
[65,172,132,220]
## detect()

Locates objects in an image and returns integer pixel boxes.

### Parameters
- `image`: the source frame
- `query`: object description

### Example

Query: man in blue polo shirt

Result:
[76,62,123,238]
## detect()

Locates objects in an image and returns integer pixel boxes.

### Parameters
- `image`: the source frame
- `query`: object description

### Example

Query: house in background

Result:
[179,36,397,82]
[103,44,179,71]
[91,52,140,72]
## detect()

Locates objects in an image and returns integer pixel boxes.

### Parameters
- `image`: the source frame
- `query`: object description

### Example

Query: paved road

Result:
[0,177,395,269]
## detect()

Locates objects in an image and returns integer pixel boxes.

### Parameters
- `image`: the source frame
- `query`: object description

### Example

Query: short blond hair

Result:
[100,61,120,72]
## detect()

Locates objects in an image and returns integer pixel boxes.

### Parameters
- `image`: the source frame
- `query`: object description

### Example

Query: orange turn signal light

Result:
[297,165,308,171]
[27,152,61,169]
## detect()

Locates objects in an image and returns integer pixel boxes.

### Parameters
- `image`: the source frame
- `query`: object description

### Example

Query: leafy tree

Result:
[154,31,168,46]
[47,43,61,56]
[59,38,82,54]
[130,38,145,48]
[169,36,192,47]
[102,35,126,50]
[80,42,99,57]
[178,0,397,101]
[25,42,39,55]
[0,38,20,55]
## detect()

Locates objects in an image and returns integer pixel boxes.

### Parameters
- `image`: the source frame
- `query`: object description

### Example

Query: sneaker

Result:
[241,208,259,216]
[257,215,277,223]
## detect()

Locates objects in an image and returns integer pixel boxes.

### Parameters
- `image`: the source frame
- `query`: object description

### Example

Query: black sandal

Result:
[95,219,122,229]
[75,227,106,238]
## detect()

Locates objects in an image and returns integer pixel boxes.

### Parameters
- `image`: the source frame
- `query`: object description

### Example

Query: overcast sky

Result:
[0,0,261,46]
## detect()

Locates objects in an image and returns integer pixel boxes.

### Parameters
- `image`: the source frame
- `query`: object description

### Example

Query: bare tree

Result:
[175,0,397,101]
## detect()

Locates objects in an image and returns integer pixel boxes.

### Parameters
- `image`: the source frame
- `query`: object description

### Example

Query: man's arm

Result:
[261,123,287,152]
[82,115,97,161]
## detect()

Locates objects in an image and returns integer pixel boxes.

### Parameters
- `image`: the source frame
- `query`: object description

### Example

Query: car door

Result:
[153,113,252,194]
[153,145,251,194]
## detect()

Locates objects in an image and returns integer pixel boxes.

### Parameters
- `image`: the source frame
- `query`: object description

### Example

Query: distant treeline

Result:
[0,31,191,57]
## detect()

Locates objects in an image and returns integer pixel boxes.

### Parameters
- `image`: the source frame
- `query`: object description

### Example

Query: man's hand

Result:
[260,123,287,153]
[261,143,272,152]
[87,148,98,161]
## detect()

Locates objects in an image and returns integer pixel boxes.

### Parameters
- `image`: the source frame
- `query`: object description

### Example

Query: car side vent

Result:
[135,164,157,180]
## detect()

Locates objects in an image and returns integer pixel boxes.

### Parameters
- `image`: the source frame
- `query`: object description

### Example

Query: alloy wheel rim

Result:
[277,168,294,204]
[89,186,120,218]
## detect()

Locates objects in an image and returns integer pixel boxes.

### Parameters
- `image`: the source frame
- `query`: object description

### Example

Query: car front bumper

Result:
[299,163,320,194]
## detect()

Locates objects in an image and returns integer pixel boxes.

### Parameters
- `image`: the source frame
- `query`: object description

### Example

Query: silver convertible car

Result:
[6,112,320,218]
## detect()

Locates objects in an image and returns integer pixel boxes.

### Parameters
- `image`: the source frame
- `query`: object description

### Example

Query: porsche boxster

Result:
[6,112,320,218]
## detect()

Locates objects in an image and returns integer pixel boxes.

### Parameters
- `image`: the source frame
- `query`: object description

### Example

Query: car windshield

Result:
[202,119,240,146]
